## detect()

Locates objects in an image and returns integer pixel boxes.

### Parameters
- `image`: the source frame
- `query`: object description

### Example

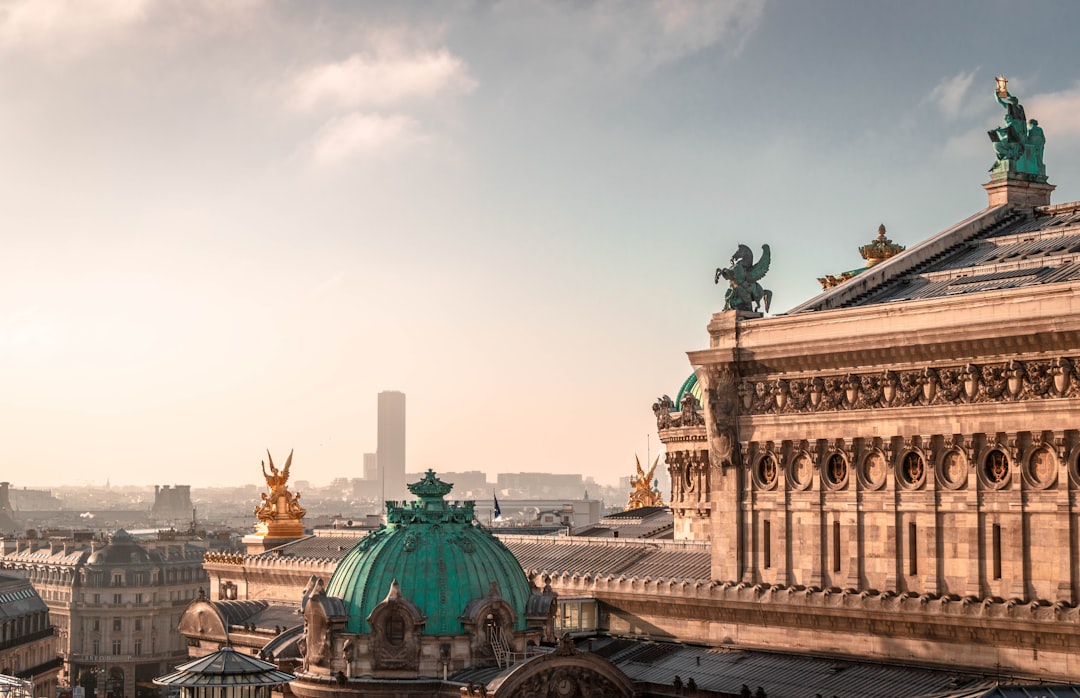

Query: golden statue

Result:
[252,449,306,537]
[626,455,664,510]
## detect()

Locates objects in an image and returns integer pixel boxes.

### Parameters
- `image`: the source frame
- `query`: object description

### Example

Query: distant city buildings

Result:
[376,390,407,503]
[149,485,193,524]
[362,452,377,482]
[0,484,15,534]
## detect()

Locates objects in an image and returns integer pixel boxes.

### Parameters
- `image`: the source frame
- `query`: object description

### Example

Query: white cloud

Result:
[0,0,150,53]
[308,112,424,164]
[1029,83,1080,140]
[562,0,765,71]
[290,49,477,111]
[0,0,264,57]
[648,0,765,63]
[927,69,977,120]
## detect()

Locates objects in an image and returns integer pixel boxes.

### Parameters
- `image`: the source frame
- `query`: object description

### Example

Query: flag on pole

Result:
[493,492,502,520]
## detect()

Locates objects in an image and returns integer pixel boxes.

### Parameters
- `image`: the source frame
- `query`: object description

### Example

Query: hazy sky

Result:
[3,0,1080,489]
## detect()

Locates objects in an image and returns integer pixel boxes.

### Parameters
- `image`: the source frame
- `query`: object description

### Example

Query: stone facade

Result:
[0,531,208,698]
[650,183,1080,679]
[0,573,60,698]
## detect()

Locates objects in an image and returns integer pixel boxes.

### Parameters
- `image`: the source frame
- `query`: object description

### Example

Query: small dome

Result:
[326,470,532,636]
[86,530,158,565]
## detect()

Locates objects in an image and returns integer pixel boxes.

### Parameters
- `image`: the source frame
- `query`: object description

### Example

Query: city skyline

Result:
[3,1,1080,487]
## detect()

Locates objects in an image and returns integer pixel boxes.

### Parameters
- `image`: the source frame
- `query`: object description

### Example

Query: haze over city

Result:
[3,0,1080,487]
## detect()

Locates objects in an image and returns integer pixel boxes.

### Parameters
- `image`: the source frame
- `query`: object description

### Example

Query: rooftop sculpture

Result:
[715,244,772,313]
[627,455,664,510]
[988,75,1046,180]
[253,449,306,536]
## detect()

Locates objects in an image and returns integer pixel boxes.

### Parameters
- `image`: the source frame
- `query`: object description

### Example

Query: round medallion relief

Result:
[822,452,848,490]
[1070,446,1080,489]
[859,450,887,490]
[937,449,968,489]
[897,451,926,489]
[982,448,1011,489]
[788,453,813,490]
[755,454,778,490]
[1024,445,1057,489]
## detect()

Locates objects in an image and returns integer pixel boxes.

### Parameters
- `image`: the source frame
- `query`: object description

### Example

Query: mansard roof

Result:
[790,201,1080,314]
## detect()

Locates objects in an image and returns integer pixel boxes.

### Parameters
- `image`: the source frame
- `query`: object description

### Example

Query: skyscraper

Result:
[377,391,406,504]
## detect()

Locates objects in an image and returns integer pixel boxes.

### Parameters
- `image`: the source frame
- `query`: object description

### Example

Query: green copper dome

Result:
[326,470,533,636]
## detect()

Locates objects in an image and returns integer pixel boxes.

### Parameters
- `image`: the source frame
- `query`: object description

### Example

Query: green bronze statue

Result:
[988,75,1046,180]
[715,244,772,313]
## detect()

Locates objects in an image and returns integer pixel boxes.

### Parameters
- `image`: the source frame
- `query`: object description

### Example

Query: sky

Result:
[3,0,1080,489]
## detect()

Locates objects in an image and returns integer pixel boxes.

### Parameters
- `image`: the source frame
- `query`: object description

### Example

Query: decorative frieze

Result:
[740,356,1079,415]
[741,430,1077,492]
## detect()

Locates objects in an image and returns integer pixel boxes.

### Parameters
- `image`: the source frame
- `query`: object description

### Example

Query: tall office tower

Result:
[377,391,407,504]
[363,452,378,482]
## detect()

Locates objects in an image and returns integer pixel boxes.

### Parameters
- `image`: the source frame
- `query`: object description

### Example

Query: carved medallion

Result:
[937,449,968,490]
[859,450,887,490]
[982,448,1011,489]
[822,452,848,490]
[788,453,813,491]
[897,451,926,489]
[754,454,778,490]
[1024,445,1057,489]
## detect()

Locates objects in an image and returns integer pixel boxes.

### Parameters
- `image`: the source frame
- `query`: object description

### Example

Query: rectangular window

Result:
[993,523,1002,580]
[763,519,772,570]
[908,521,918,576]
[114,594,122,605]
[92,639,100,655]
[833,520,841,572]
[134,640,142,656]
[134,619,142,632]
[92,619,100,632]
[112,639,121,655]
[112,618,121,632]
[93,593,101,605]
[135,593,143,604]
[113,573,123,586]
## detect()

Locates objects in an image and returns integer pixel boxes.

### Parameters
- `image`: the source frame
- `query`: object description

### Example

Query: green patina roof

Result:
[326,470,532,636]
[675,373,703,411]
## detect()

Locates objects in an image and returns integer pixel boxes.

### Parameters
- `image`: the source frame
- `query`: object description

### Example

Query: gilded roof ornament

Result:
[627,455,664,510]
[253,449,306,537]
[858,224,905,267]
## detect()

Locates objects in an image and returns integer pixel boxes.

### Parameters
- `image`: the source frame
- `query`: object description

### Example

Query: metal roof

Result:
[153,647,295,687]
[805,203,1080,311]
[590,638,991,698]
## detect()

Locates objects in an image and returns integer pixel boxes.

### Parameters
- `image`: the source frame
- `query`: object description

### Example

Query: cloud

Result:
[290,49,477,111]
[1029,82,1080,140]
[308,112,424,164]
[0,0,150,53]
[927,69,977,120]
[0,0,263,58]
[541,0,765,72]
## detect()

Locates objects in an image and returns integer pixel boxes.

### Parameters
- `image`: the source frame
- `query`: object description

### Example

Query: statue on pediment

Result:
[716,244,772,312]
[988,75,1046,180]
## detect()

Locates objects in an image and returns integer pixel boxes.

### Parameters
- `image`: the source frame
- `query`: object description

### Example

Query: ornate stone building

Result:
[650,81,1080,679]
[0,530,208,698]
[0,572,60,698]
